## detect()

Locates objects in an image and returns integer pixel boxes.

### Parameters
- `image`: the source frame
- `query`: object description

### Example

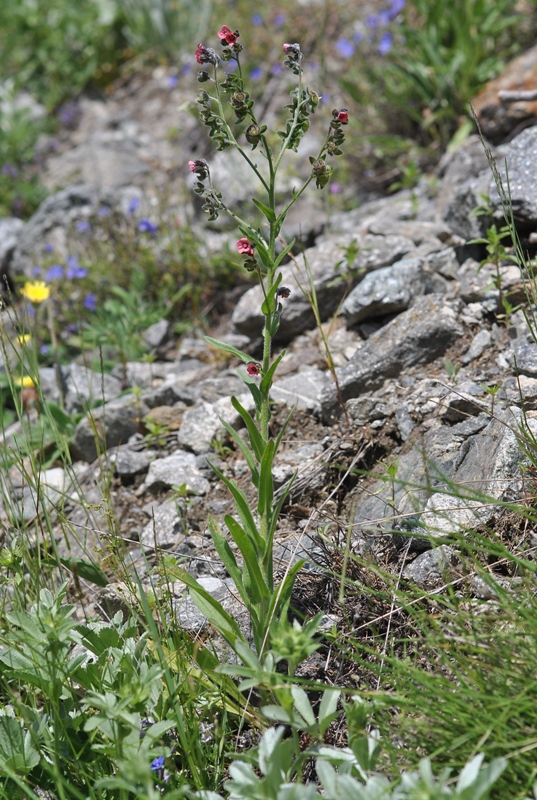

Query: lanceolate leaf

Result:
[273,237,296,269]
[210,464,263,548]
[205,336,251,364]
[209,518,247,605]
[261,273,283,315]
[231,396,264,460]
[252,198,276,223]
[224,515,270,603]
[260,350,286,395]
[218,416,259,487]
[258,439,275,520]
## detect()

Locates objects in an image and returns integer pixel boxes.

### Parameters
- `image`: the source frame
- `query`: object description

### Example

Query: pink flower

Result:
[337,108,349,124]
[218,25,238,45]
[236,238,255,257]
[246,362,260,376]
[188,161,197,172]
[195,43,205,64]
[282,43,300,55]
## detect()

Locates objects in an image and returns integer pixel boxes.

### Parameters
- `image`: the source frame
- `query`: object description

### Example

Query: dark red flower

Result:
[282,42,301,55]
[277,286,291,299]
[218,25,239,45]
[236,238,255,257]
[336,108,349,124]
[195,43,205,64]
[246,362,261,376]
[195,43,219,65]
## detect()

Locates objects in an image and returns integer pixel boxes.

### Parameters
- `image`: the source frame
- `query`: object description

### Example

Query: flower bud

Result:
[245,124,261,146]
[197,71,210,82]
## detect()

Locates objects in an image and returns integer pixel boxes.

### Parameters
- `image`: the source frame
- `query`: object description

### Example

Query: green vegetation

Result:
[3,3,537,799]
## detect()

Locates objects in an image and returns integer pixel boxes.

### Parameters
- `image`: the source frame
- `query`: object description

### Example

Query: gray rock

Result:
[195,373,246,403]
[143,450,210,495]
[71,394,149,462]
[509,309,537,377]
[10,185,116,278]
[142,319,170,349]
[270,368,332,413]
[113,446,156,479]
[177,395,251,454]
[462,329,492,364]
[232,234,414,341]
[437,136,492,241]
[440,381,488,423]
[341,258,447,325]
[403,545,460,588]
[110,360,179,388]
[321,295,463,419]
[140,499,183,549]
[64,364,123,413]
[0,218,24,274]
[490,127,537,224]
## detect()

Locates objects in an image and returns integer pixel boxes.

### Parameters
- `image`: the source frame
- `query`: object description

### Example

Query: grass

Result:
[3,1,537,798]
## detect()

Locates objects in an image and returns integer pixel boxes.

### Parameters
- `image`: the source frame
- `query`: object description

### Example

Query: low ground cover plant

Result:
[4,6,537,800]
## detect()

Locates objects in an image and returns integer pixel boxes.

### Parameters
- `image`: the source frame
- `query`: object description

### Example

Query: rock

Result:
[403,545,460,588]
[489,127,537,226]
[509,308,537,376]
[270,368,332,413]
[0,217,24,276]
[140,499,183,550]
[320,295,463,419]
[462,329,493,364]
[473,43,537,144]
[64,364,123,413]
[177,395,251,454]
[232,234,414,341]
[143,405,185,431]
[10,185,116,278]
[436,136,492,241]
[142,450,210,495]
[341,258,447,325]
[71,394,149,462]
[113,446,156,479]
[440,381,488,423]
[142,319,170,349]
[1,466,68,523]
[172,576,248,636]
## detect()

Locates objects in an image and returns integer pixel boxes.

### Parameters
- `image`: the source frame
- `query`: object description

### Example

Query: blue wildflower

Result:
[84,293,97,312]
[138,218,158,234]
[366,13,379,27]
[274,12,285,27]
[225,59,238,73]
[77,220,91,233]
[378,31,393,54]
[252,12,263,25]
[250,66,263,80]
[43,243,54,253]
[45,264,64,281]
[336,37,355,58]
[128,196,140,214]
[353,31,363,44]
[32,266,42,277]
[98,206,110,217]
[66,258,88,279]
[151,757,165,771]
[389,0,405,16]
[378,9,391,25]
[168,74,179,88]
[40,344,50,356]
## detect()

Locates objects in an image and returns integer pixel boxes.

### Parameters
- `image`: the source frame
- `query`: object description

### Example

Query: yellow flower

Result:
[21,281,50,304]
[15,376,36,389]
[17,333,31,344]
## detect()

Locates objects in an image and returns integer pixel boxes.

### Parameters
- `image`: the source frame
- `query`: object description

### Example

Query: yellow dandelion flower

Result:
[15,375,36,389]
[21,281,50,304]
[17,333,31,345]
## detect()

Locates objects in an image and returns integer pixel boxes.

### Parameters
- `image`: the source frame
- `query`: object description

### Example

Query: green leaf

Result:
[205,335,251,364]
[46,401,74,430]
[231,396,264,461]
[0,718,40,774]
[291,685,316,727]
[260,350,286,395]
[261,273,283,315]
[267,560,305,621]
[218,416,259,487]
[171,566,246,646]
[224,515,270,604]
[319,689,341,736]
[252,198,276,223]
[209,517,248,607]
[59,557,109,587]
[258,439,275,519]
[209,464,263,548]
[273,237,296,270]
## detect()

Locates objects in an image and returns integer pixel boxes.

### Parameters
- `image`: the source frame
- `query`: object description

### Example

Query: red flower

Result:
[218,25,238,45]
[236,238,255,257]
[246,362,260,376]
[277,286,291,299]
[195,43,205,64]
[337,108,349,124]
[283,43,300,55]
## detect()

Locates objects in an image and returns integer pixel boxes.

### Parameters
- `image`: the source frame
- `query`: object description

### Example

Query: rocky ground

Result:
[3,45,537,676]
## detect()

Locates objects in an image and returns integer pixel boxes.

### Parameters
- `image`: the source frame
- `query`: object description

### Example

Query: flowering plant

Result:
[178,27,347,662]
